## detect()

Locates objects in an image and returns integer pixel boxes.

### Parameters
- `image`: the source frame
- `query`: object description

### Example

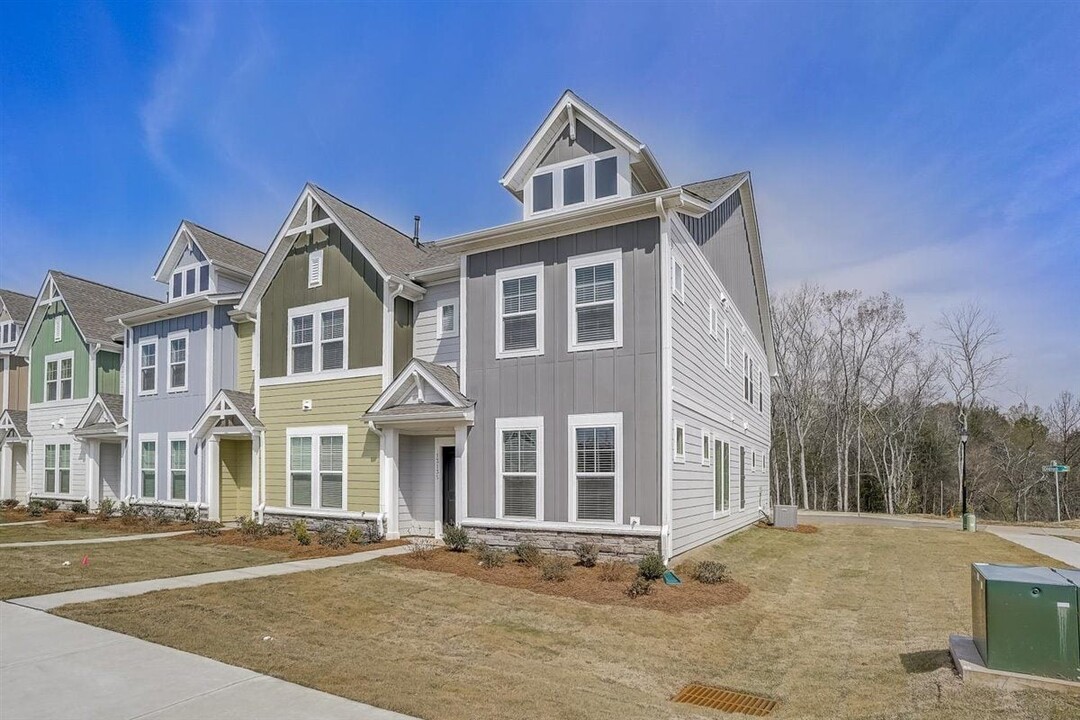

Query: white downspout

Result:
[657,196,674,564]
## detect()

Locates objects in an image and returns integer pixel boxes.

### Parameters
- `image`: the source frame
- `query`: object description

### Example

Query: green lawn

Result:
[56,525,1080,720]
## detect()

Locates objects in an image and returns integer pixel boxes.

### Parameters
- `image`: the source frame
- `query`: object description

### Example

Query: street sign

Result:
[1043,465,1070,473]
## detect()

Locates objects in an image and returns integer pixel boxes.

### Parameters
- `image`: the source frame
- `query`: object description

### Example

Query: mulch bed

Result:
[0,511,194,534]
[385,548,750,614]
[755,521,819,534]
[180,530,405,559]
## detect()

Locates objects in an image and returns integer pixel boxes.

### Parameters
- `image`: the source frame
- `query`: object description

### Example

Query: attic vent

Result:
[308,249,324,288]
[671,684,777,716]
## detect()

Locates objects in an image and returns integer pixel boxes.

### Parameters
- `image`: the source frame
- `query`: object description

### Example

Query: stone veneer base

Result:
[465,525,660,562]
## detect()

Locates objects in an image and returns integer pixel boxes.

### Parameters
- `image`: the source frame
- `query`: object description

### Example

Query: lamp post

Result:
[959,415,975,532]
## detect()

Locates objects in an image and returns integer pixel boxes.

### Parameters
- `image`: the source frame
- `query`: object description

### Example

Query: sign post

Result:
[1042,464,1071,523]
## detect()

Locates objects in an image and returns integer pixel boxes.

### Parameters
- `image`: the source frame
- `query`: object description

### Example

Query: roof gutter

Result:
[110,293,242,328]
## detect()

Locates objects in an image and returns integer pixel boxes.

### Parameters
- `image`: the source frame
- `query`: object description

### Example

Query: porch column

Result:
[206,436,220,522]
[86,441,100,508]
[0,442,12,500]
[120,439,129,500]
[250,433,260,519]
[455,425,468,525]
[382,428,400,539]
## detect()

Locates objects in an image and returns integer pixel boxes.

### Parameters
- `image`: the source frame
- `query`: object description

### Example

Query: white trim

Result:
[494,416,544,522]
[263,506,382,522]
[674,421,686,463]
[524,150,631,221]
[566,248,623,353]
[700,428,712,467]
[42,441,72,494]
[167,433,188,501]
[205,308,214,403]
[712,437,731,518]
[658,201,674,563]
[460,517,662,537]
[258,365,381,388]
[137,433,157,500]
[435,298,459,339]
[567,411,623,525]
[166,329,190,394]
[433,436,455,528]
[42,350,75,404]
[284,425,348,512]
[137,337,157,396]
[672,259,685,304]
[53,315,62,342]
[286,297,349,378]
[367,358,466,414]
[459,255,468,395]
[495,262,544,360]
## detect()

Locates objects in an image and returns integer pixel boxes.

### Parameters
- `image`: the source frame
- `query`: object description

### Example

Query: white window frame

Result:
[43,442,71,494]
[43,350,74,403]
[53,315,62,342]
[673,260,685,303]
[138,339,157,396]
[436,298,459,339]
[713,438,731,517]
[167,330,189,393]
[724,320,731,367]
[567,412,623,525]
[744,351,752,404]
[308,248,324,289]
[494,416,544,522]
[674,421,686,464]
[139,434,157,500]
[168,434,188,501]
[171,260,211,301]
[524,149,630,219]
[285,425,348,511]
[287,298,350,377]
[495,263,544,360]
[701,429,712,466]
[566,248,622,353]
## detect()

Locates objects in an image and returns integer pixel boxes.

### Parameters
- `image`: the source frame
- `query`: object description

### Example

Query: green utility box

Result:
[971,564,1080,681]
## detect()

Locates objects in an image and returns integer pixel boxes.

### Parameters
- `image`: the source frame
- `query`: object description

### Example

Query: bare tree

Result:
[1046,390,1079,519]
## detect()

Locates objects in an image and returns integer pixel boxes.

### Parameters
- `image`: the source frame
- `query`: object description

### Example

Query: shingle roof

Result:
[0,289,34,325]
[50,272,159,347]
[185,222,265,276]
[221,389,263,429]
[1,409,29,437]
[99,393,126,425]
[413,359,470,406]
[309,184,457,277]
[682,172,748,204]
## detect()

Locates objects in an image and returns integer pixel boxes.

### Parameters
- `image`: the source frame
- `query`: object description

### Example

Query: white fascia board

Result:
[152,223,201,283]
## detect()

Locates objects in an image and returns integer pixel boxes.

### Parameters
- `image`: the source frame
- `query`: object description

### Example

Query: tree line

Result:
[770,284,1078,522]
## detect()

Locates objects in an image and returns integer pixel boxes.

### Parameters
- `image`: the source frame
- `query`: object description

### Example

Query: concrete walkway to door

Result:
[0,601,417,720]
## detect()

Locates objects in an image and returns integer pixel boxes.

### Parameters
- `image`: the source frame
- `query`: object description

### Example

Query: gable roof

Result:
[74,393,127,436]
[500,90,669,200]
[153,220,264,283]
[366,358,472,419]
[0,409,29,440]
[683,172,749,205]
[0,288,34,325]
[191,389,262,439]
[15,271,159,355]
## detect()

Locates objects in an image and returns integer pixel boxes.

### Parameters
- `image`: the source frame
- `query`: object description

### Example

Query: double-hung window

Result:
[169,438,187,500]
[714,440,730,513]
[168,332,188,392]
[140,438,157,499]
[288,299,348,376]
[569,413,622,524]
[44,443,70,493]
[44,353,73,402]
[567,250,621,352]
[436,299,458,339]
[139,341,157,395]
[287,427,346,510]
[495,264,543,359]
[496,417,543,520]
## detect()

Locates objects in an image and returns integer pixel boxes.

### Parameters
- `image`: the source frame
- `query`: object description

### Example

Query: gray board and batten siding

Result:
[464,218,661,526]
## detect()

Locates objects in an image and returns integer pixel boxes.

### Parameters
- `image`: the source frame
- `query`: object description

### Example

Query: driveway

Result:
[0,602,416,720]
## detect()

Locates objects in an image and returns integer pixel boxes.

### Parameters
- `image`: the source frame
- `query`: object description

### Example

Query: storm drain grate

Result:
[671,683,777,716]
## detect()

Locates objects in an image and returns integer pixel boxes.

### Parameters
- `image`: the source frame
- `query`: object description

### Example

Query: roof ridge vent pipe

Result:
[413,215,421,247]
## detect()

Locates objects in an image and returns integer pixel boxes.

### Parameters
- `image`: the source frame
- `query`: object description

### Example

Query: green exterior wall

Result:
[393,296,413,377]
[259,222,384,378]
[30,302,90,404]
[96,351,121,395]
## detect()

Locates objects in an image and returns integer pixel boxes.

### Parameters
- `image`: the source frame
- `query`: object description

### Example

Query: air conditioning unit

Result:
[773,505,797,528]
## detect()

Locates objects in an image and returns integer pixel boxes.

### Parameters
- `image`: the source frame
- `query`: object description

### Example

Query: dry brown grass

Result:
[55,526,1080,720]
[180,530,405,559]
[0,518,189,543]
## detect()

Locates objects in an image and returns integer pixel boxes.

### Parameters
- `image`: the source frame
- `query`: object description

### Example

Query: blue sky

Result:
[1,1,1077,407]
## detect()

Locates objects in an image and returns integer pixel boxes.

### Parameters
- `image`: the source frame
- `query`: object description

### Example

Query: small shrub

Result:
[513,540,544,567]
[194,520,223,537]
[59,510,78,523]
[625,576,652,598]
[70,501,89,515]
[346,526,363,545]
[475,541,506,569]
[317,523,348,548]
[292,519,311,546]
[146,505,171,527]
[264,521,287,536]
[180,504,199,523]
[26,501,45,517]
[95,498,115,521]
[0,498,19,509]
[689,560,729,585]
[119,502,143,526]
[540,557,571,582]
[573,541,600,568]
[442,524,470,552]
[598,560,627,582]
[363,520,385,544]
[408,538,434,560]
[637,551,666,581]
[41,498,60,512]
[237,515,264,539]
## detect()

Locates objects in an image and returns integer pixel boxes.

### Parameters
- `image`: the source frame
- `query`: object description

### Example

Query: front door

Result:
[441,445,455,525]
[99,442,122,501]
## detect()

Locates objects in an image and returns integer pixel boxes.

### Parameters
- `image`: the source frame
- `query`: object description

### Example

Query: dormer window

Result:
[171,262,210,301]
[525,150,629,219]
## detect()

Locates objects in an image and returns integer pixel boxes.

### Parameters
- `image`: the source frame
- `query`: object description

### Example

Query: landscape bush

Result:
[180,504,199,523]
[408,538,434,560]
[573,541,600,568]
[0,498,19,509]
[442,524,470,552]
[264,521,287,536]
[597,560,626,582]
[513,540,544,567]
[540,557,571,582]
[637,551,666,580]
[70,502,89,515]
[689,560,729,585]
[475,541,506,569]
[118,502,142,526]
[238,515,264,538]
[194,520,223,536]
[40,498,60,512]
[346,525,363,545]
[292,519,311,546]
[146,505,171,527]
[59,510,78,523]
[625,576,652,598]
[95,498,115,521]
[26,501,45,517]
[317,524,348,548]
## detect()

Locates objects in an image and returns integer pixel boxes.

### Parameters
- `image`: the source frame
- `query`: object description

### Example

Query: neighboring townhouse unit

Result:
[5,272,157,506]
[103,222,263,515]
[0,288,35,499]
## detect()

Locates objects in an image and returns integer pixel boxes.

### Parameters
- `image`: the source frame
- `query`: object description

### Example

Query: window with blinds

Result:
[500,427,538,519]
[320,436,344,509]
[170,439,187,500]
[290,436,312,507]
[140,440,156,498]
[570,416,622,524]
[568,250,621,352]
[496,264,544,358]
[289,300,348,376]
[320,309,345,371]
[168,334,187,392]
[291,315,314,373]
[436,299,458,339]
[140,342,157,394]
[289,429,346,510]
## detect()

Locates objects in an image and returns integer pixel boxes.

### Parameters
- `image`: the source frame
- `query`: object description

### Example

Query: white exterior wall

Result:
[412,281,459,370]
[27,399,91,500]
[668,219,771,556]
[397,434,440,537]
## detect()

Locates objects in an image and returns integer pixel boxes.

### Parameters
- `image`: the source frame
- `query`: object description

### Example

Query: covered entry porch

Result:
[72,395,127,507]
[0,410,30,502]
[193,390,262,522]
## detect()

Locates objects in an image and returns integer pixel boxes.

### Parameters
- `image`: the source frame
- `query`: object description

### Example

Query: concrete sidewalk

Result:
[0,601,416,720]
[984,528,1080,568]
[0,529,194,548]
[10,543,412,610]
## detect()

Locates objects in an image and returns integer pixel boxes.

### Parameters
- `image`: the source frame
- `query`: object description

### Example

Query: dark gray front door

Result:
[441,446,456,525]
